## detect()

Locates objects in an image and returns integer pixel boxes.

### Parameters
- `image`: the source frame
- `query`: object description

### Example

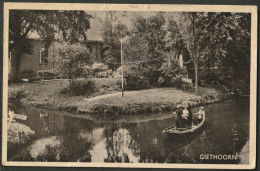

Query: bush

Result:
[157,62,179,87]
[229,79,249,95]
[124,65,149,90]
[37,70,59,78]
[204,72,219,84]
[92,63,108,73]
[60,79,96,97]
[69,67,91,78]
[8,90,27,104]
[116,79,127,89]
[170,77,183,89]
[56,43,92,78]
[112,67,123,78]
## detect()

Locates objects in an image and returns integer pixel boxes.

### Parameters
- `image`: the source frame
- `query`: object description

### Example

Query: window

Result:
[86,45,92,54]
[40,43,48,64]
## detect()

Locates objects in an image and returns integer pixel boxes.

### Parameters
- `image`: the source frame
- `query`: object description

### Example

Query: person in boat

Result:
[194,106,205,125]
[176,104,184,128]
[186,102,193,128]
[181,105,189,128]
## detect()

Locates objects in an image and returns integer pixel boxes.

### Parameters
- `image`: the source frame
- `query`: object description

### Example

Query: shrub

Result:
[157,60,189,88]
[124,65,149,90]
[96,71,108,78]
[60,79,96,97]
[157,62,179,87]
[8,90,27,104]
[56,43,92,78]
[229,79,250,95]
[116,79,127,89]
[66,67,91,78]
[204,72,219,84]
[82,68,91,78]
[112,67,123,78]
[92,63,108,72]
[37,70,59,78]
[170,77,183,89]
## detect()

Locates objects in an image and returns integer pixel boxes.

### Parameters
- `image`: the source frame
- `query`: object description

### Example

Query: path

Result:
[84,92,122,101]
[84,91,142,102]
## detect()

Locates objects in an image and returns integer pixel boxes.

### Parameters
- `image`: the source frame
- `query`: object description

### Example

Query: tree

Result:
[164,19,183,62]
[205,13,251,94]
[9,10,92,81]
[178,12,250,94]
[131,12,167,85]
[100,12,128,64]
[178,12,207,94]
[124,33,149,64]
[164,18,193,76]
[55,42,92,78]
[206,13,250,78]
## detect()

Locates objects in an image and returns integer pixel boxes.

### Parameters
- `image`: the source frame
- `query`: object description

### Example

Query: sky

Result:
[85,11,179,41]
[85,11,153,41]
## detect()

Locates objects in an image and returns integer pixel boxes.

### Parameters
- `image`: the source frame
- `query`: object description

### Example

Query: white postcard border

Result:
[2,3,257,169]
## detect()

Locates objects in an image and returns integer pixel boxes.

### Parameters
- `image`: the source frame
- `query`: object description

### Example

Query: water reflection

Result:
[9,99,249,164]
[103,127,139,163]
[30,136,60,160]
[29,127,93,162]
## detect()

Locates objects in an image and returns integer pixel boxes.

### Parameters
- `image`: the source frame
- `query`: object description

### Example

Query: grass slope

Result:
[9,79,224,116]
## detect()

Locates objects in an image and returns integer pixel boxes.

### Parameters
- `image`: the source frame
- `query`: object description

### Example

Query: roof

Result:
[85,18,103,41]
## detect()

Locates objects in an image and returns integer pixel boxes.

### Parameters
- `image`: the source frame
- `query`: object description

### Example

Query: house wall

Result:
[19,39,58,72]
[81,42,103,63]
[17,39,103,74]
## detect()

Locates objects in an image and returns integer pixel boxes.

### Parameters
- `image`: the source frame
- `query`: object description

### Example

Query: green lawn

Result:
[9,78,222,115]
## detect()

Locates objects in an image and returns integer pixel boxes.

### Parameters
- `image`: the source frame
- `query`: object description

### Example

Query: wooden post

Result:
[53,44,55,69]
[194,60,198,95]
[18,131,22,143]
[40,44,44,85]
[121,39,124,97]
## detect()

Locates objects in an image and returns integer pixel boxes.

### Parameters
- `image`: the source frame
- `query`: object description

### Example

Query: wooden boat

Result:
[163,112,205,135]
[13,114,27,121]
[9,110,27,121]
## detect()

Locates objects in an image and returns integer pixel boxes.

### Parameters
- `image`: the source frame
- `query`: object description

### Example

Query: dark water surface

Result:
[9,99,249,164]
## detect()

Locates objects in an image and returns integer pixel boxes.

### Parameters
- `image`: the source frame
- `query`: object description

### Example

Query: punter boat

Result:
[13,114,27,121]
[163,112,205,135]
[9,110,27,121]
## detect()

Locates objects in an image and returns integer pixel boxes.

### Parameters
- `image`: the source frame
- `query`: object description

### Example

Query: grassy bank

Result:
[9,79,226,116]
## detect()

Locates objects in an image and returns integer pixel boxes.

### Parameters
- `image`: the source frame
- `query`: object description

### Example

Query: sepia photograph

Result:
[2,3,257,169]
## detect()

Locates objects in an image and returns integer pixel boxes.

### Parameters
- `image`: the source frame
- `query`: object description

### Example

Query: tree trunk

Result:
[9,49,21,82]
[194,61,198,95]
[191,13,198,94]
[207,56,210,72]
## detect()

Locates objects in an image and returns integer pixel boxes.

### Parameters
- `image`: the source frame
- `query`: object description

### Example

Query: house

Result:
[80,40,103,63]
[8,39,104,78]
[8,39,59,79]
[8,15,105,78]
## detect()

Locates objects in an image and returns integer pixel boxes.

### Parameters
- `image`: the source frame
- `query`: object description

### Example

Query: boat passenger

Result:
[186,102,193,128]
[176,104,184,129]
[194,106,204,125]
[182,106,189,128]
[182,107,189,119]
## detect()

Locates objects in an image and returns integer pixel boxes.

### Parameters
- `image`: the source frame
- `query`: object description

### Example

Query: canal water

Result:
[8,98,249,164]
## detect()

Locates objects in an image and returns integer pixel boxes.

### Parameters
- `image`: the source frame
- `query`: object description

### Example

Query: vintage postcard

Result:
[2,3,257,169]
